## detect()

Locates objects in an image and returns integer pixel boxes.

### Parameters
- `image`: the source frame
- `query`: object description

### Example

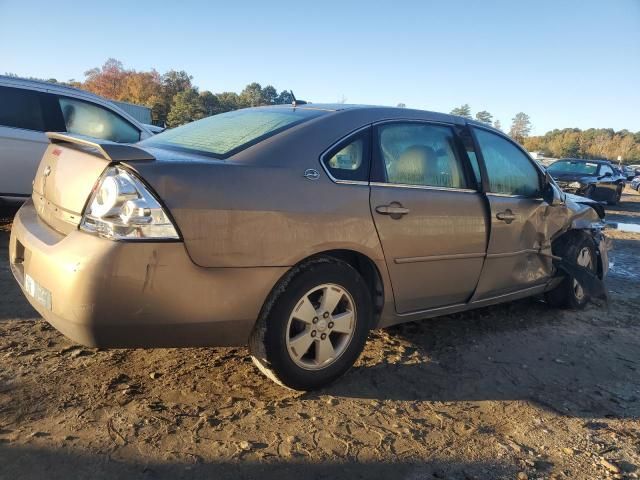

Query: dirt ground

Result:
[1,192,639,480]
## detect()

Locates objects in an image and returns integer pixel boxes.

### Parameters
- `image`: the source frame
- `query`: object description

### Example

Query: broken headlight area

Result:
[80,166,179,241]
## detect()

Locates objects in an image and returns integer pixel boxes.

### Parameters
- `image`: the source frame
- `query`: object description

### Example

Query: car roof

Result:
[264,103,506,135]
[0,75,151,133]
[0,75,107,101]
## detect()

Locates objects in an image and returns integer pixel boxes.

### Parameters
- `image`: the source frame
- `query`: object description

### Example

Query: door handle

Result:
[496,209,516,224]
[376,204,410,218]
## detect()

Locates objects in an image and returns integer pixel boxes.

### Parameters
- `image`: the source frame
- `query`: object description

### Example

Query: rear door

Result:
[469,126,551,300]
[369,121,487,313]
[0,86,63,197]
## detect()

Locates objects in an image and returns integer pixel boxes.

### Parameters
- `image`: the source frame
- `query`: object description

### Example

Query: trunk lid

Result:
[32,133,154,235]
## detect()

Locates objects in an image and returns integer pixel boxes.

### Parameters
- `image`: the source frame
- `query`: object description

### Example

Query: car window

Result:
[58,97,141,143]
[473,128,541,196]
[548,160,599,175]
[599,164,613,176]
[140,108,326,158]
[378,123,467,188]
[322,129,370,182]
[0,86,46,131]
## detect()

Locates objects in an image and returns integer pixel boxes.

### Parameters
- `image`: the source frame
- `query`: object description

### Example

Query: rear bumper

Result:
[9,200,287,348]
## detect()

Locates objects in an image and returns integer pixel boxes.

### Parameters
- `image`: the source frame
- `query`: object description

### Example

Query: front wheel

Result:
[608,185,622,205]
[545,232,597,309]
[249,257,372,390]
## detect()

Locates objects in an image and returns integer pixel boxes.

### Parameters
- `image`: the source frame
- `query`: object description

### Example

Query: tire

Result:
[249,257,372,390]
[608,185,622,205]
[545,232,597,309]
[583,185,595,199]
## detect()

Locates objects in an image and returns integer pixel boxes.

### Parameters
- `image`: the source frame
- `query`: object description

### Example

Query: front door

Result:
[470,127,552,300]
[369,121,487,314]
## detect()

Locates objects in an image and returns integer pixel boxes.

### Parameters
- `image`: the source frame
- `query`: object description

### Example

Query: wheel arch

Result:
[255,249,386,333]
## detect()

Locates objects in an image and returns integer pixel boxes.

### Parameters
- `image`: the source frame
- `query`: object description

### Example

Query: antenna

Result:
[290,90,307,107]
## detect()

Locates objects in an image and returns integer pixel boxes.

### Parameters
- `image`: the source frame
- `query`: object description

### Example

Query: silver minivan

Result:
[0,76,154,202]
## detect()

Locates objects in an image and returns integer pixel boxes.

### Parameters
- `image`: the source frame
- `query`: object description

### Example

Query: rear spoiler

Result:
[46,132,155,162]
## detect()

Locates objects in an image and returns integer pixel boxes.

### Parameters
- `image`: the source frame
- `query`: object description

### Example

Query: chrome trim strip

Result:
[486,192,544,200]
[319,125,371,185]
[397,302,468,318]
[395,252,486,264]
[486,249,539,259]
[470,284,547,305]
[370,182,477,193]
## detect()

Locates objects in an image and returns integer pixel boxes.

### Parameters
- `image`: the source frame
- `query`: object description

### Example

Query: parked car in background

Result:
[0,75,155,203]
[626,165,640,179]
[631,176,640,191]
[547,158,625,205]
[9,105,609,390]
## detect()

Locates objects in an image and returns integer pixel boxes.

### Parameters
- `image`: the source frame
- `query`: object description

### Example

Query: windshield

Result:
[548,160,599,176]
[140,107,326,158]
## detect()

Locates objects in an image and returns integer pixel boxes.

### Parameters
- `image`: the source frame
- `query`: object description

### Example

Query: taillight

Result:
[80,166,179,241]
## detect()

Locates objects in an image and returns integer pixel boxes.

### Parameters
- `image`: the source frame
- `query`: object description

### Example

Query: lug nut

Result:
[328,322,334,328]
[320,333,327,340]
[311,330,317,337]
[323,312,329,319]
[312,317,318,324]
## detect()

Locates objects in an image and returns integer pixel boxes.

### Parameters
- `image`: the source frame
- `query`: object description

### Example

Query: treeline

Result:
[450,103,640,162]
[523,129,640,163]
[15,58,296,127]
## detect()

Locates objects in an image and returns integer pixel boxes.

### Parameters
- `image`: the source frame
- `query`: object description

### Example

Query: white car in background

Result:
[0,76,154,203]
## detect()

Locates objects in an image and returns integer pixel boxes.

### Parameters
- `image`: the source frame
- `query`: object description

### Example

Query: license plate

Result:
[24,274,52,310]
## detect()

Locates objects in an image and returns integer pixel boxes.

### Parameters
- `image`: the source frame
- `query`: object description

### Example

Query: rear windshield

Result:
[139,107,325,158]
[548,160,599,176]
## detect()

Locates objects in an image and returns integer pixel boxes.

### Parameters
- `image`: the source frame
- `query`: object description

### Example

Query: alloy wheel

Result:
[285,284,356,370]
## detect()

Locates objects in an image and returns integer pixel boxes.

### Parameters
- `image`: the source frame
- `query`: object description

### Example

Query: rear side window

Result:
[473,128,541,196]
[0,86,46,131]
[141,108,326,158]
[58,97,141,143]
[322,128,371,182]
[377,123,468,189]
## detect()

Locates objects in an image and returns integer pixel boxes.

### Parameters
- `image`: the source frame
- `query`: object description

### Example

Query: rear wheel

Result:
[545,232,597,309]
[249,258,372,390]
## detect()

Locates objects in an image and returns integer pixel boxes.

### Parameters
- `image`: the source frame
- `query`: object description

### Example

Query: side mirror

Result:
[543,171,563,206]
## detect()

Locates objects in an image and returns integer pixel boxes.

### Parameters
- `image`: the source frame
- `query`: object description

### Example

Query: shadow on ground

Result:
[0,444,517,480]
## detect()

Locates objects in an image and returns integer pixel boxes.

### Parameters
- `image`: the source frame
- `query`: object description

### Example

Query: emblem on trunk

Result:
[303,168,320,181]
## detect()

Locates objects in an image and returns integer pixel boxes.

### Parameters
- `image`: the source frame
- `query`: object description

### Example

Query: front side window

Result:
[58,97,141,143]
[377,123,467,188]
[473,128,541,196]
[599,164,614,176]
[0,86,46,131]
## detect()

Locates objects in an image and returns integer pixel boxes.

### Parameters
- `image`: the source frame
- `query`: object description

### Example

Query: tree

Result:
[262,85,278,105]
[121,70,165,124]
[217,91,241,112]
[199,91,221,116]
[475,110,493,124]
[493,119,502,131]
[275,90,294,105]
[83,58,129,100]
[239,82,264,107]
[166,88,205,127]
[509,112,532,143]
[450,104,472,118]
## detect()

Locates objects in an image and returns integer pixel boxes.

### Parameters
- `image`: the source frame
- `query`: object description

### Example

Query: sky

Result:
[1,0,639,135]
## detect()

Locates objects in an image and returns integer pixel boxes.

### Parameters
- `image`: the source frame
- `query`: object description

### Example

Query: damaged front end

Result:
[544,190,611,301]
